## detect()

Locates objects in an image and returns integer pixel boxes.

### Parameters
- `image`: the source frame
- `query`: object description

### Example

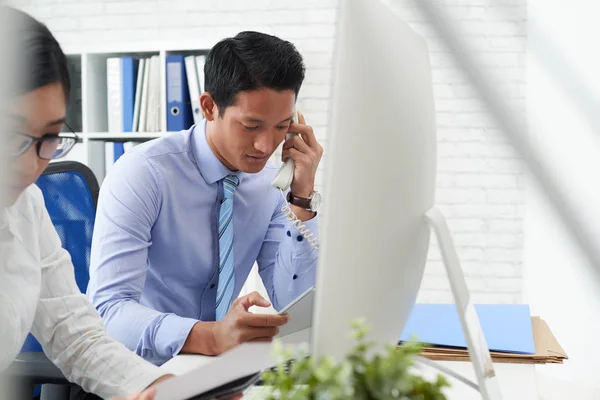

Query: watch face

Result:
[310,192,322,212]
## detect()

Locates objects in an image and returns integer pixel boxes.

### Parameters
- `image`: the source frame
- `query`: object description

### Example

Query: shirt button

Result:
[293,274,298,280]
[286,230,291,237]
[297,235,303,242]
[210,284,215,289]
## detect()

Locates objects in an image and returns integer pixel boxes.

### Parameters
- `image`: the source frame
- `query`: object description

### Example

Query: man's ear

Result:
[200,92,218,121]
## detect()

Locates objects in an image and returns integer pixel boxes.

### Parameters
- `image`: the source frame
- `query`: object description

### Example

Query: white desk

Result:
[413,361,538,400]
[161,354,540,399]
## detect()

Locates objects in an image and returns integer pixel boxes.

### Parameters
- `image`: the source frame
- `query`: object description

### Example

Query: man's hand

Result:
[211,291,289,355]
[182,292,289,356]
[281,111,324,220]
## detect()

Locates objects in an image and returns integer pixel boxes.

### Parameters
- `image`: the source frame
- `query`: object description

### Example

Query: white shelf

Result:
[82,132,170,141]
[63,41,216,58]
[64,45,211,184]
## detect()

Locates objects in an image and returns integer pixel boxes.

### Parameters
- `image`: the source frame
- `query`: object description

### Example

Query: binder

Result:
[400,303,536,354]
[146,55,160,132]
[107,56,138,163]
[195,55,206,120]
[104,142,115,174]
[166,55,193,131]
[418,316,568,364]
[139,57,151,132]
[195,55,206,93]
[121,57,138,132]
[184,55,202,125]
[132,58,146,132]
[106,58,122,134]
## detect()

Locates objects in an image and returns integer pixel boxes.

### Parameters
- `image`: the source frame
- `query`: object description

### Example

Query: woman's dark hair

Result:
[3,6,70,102]
[204,31,305,116]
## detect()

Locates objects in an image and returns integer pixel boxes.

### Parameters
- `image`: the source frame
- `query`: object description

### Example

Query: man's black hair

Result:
[204,31,305,116]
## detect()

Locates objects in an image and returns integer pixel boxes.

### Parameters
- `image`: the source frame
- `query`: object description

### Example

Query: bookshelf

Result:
[61,45,210,183]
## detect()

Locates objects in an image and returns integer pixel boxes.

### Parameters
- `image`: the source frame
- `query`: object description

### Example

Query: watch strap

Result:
[286,192,312,210]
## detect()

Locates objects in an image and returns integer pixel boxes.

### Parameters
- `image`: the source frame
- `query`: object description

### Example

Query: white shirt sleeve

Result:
[0,208,37,373]
[27,187,166,398]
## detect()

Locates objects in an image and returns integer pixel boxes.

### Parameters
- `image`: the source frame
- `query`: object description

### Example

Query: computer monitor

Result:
[310,0,436,361]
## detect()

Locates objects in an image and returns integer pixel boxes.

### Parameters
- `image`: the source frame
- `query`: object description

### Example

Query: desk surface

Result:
[241,362,538,400]
[161,354,539,400]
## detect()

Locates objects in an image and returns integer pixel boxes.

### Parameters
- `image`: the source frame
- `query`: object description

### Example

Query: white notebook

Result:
[155,342,275,400]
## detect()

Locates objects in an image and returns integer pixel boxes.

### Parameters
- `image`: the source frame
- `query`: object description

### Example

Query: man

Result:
[87,31,323,366]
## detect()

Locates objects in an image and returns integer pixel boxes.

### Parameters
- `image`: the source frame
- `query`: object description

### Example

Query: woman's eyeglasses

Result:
[5,123,79,160]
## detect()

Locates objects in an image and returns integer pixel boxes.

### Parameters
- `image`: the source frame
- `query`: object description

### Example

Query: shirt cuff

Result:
[284,215,319,255]
[153,314,198,362]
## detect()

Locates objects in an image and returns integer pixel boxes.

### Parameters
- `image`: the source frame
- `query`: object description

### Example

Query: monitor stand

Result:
[425,207,504,400]
[272,206,505,400]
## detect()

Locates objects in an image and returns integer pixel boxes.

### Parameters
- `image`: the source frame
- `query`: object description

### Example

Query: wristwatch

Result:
[287,191,322,212]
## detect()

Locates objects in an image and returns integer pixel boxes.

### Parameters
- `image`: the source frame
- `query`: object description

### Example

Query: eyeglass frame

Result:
[7,122,80,160]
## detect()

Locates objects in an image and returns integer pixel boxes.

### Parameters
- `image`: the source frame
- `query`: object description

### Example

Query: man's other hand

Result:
[210,291,289,355]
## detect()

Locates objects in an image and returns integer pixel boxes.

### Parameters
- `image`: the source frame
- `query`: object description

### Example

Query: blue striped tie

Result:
[215,175,239,320]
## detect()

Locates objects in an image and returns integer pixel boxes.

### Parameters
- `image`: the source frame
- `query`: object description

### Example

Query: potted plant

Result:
[255,319,450,399]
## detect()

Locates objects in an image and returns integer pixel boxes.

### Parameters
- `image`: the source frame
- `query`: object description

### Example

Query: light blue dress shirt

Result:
[87,121,319,366]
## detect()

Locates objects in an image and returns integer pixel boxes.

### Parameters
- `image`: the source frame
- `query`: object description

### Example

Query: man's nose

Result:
[253,131,274,154]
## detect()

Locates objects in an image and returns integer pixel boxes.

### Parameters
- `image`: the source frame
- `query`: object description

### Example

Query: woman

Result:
[0,7,168,400]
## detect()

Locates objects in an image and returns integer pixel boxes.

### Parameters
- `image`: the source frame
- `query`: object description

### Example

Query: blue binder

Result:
[166,55,194,131]
[121,57,138,132]
[113,142,125,162]
[115,57,138,162]
[399,303,536,354]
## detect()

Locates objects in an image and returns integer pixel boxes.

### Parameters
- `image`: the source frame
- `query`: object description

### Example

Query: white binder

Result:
[184,55,202,125]
[132,58,146,132]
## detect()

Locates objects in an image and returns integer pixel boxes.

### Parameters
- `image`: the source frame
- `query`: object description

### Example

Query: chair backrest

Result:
[20,161,99,353]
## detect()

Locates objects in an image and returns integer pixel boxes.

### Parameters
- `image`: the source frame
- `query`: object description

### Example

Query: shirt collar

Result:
[193,120,245,185]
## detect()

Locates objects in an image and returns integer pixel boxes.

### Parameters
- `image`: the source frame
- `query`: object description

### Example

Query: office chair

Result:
[7,161,99,399]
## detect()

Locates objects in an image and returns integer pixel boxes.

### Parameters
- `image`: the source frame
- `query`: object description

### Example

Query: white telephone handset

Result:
[271,109,319,249]
[271,110,299,191]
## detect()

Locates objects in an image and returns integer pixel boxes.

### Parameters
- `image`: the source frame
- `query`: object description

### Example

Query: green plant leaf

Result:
[259,319,450,400]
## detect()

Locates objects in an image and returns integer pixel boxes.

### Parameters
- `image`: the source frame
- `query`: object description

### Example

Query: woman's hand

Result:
[109,387,156,400]
[107,373,244,400]
[108,374,171,400]
[109,390,243,400]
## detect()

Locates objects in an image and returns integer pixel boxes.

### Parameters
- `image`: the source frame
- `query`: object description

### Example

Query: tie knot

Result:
[222,175,239,199]
[224,175,239,187]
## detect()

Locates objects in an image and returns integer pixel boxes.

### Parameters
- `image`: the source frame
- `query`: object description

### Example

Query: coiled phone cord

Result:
[279,189,320,250]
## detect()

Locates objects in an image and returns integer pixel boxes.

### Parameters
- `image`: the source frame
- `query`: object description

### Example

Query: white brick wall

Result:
[12,0,526,304]
[393,0,527,304]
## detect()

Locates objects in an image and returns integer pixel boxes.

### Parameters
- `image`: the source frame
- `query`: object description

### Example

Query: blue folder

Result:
[399,304,536,354]
[121,57,138,132]
[166,55,194,131]
[115,56,138,162]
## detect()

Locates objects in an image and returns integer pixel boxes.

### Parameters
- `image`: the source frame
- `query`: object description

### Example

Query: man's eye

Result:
[244,125,259,131]
[276,126,288,130]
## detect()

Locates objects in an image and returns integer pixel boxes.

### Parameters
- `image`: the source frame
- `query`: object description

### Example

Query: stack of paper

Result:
[399,304,567,364]
[418,317,567,364]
